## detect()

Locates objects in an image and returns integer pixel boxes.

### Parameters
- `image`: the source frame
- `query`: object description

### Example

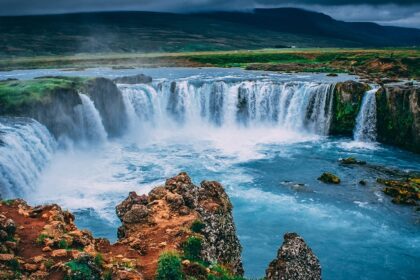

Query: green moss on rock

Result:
[0,77,86,115]
[330,81,370,135]
[318,172,341,184]
[376,85,419,153]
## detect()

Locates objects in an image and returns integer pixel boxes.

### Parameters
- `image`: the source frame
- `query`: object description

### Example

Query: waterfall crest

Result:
[0,118,56,198]
[119,79,335,135]
[354,87,378,142]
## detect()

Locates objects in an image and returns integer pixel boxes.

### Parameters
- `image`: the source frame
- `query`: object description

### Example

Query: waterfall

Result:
[118,79,335,135]
[0,118,56,198]
[74,93,108,143]
[354,87,378,142]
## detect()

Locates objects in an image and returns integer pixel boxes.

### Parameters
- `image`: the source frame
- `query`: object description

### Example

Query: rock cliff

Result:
[330,80,370,136]
[116,172,244,278]
[376,82,420,153]
[266,233,321,280]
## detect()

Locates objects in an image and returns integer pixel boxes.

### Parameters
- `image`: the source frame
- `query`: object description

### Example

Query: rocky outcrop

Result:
[318,172,340,184]
[330,81,370,135]
[116,172,244,278]
[0,199,144,280]
[376,82,420,153]
[113,74,152,84]
[266,233,321,280]
[83,77,128,137]
[378,177,420,206]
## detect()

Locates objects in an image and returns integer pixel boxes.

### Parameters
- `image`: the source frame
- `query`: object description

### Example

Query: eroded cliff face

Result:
[330,81,370,136]
[376,83,420,153]
[116,172,244,278]
[83,78,128,137]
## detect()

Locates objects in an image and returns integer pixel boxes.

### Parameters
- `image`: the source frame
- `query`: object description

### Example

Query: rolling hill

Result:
[0,8,419,57]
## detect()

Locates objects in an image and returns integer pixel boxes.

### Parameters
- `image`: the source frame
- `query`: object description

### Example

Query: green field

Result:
[1,48,419,80]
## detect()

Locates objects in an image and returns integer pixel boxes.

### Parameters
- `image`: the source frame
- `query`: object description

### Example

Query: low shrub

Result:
[183,236,203,261]
[190,220,205,233]
[156,251,183,280]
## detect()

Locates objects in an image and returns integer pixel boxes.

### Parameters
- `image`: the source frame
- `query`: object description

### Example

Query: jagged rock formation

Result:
[266,232,321,280]
[376,82,420,153]
[116,172,244,278]
[330,80,370,135]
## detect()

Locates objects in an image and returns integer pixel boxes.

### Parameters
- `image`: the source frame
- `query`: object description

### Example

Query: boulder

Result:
[122,205,150,224]
[113,74,152,84]
[318,172,341,184]
[266,233,321,280]
[339,157,366,165]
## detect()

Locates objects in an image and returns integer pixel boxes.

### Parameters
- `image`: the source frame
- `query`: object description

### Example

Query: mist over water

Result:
[0,68,419,279]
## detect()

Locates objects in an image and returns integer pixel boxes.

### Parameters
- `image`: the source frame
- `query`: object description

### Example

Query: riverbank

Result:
[1,48,419,82]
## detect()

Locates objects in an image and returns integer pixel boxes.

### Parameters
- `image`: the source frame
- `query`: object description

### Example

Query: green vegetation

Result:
[65,257,101,280]
[208,264,245,280]
[44,259,54,270]
[182,236,203,261]
[1,49,418,80]
[36,234,49,245]
[58,239,69,249]
[156,251,183,280]
[1,199,15,206]
[190,220,205,233]
[0,77,86,114]
[94,253,104,267]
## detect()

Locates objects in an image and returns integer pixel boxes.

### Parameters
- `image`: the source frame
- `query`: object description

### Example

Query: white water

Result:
[75,93,108,143]
[354,87,378,142]
[0,118,56,197]
[119,80,335,135]
[0,70,419,280]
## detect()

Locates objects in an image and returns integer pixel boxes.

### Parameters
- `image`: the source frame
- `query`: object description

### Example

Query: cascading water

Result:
[74,93,108,143]
[354,87,378,142]
[0,117,56,198]
[118,79,335,135]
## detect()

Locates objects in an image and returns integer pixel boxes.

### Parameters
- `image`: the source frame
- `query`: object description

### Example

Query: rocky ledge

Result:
[0,173,321,279]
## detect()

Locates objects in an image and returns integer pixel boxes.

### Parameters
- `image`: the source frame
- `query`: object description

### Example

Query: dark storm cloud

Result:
[0,0,419,27]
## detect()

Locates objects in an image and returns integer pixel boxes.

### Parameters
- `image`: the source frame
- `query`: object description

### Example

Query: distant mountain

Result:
[203,8,420,47]
[0,8,419,57]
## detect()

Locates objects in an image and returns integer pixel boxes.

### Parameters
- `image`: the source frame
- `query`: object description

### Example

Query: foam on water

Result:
[0,69,419,279]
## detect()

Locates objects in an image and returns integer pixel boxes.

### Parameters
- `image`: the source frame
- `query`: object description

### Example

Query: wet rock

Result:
[330,81,370,135]
[83,77,128,137]
[318,172,341,184]
[376,83,420,153]
[339,157,366,165]
[359,180,367,186]
[378,178,419,206]
[113,74,152,84]
[266,233,321,280]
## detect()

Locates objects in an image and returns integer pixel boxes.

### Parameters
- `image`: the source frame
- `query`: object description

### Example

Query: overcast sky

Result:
[0,0,419,28]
